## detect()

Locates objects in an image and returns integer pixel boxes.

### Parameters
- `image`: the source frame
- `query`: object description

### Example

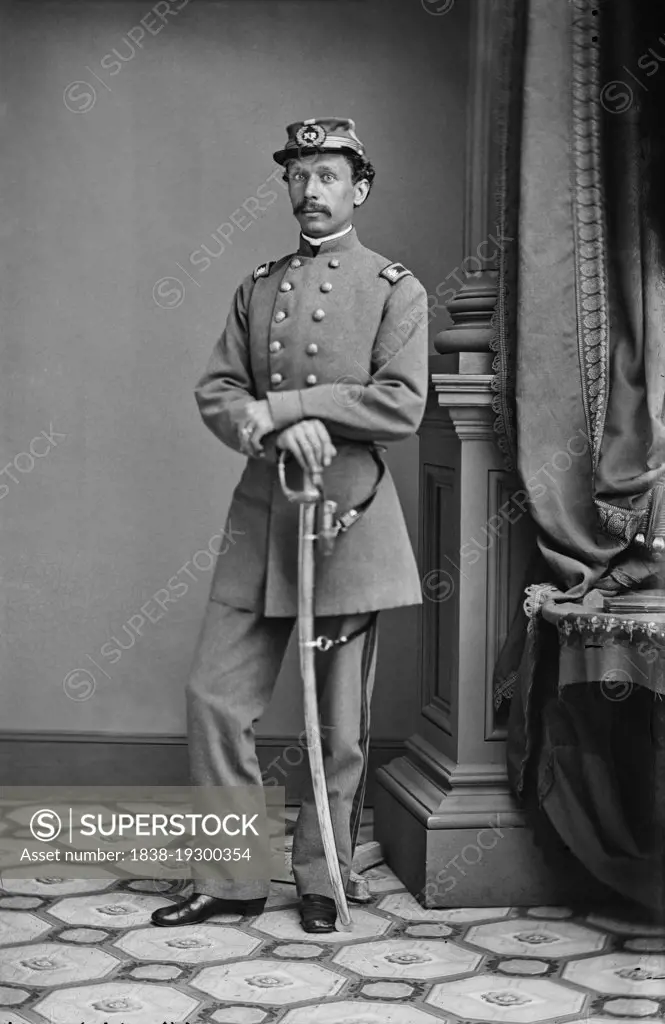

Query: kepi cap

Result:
[273,117,365,165]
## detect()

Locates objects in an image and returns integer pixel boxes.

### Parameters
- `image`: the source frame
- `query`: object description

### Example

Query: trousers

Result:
[185,598,379,899]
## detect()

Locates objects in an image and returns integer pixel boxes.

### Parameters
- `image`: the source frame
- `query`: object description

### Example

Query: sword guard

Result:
[278,450,322,504]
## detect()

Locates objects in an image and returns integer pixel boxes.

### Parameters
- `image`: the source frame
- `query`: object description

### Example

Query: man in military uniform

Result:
[151,117,428,933]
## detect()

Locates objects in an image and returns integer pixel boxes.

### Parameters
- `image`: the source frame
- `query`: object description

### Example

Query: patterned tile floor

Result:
[0,810,664,1023]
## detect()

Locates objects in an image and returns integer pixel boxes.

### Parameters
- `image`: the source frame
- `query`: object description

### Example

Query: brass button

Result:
[320,282,333,292]
[290,258,302,269]
[269,341,282,353]
[312,309,325,321]
[274,310,286,322]
[329,258,340,268]
[279,282,292,292]
[306,374,317,386]
[271,372,283,385]
[306,343,318,355]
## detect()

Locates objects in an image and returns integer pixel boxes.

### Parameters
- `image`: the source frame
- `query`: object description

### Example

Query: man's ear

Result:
[353,179,370,207]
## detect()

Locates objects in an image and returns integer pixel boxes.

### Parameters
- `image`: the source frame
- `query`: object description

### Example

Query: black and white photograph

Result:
[1,0,665,1020]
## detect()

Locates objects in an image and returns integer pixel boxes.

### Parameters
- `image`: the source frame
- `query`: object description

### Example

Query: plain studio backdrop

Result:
[0,0,466,766]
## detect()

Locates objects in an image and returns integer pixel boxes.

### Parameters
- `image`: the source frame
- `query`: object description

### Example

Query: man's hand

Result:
[276,419,337,474]
[238,400,275,457]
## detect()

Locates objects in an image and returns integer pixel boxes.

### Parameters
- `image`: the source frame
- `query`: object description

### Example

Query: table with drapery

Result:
[490,0,665,916]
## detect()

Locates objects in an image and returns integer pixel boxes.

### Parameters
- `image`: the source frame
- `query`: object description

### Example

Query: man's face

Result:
[285,152,369,237]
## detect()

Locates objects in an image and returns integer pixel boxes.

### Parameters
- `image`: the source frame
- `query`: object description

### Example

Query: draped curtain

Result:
[491,0,665,915]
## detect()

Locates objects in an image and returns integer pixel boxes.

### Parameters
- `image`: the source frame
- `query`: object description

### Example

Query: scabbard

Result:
[297,495,351,929]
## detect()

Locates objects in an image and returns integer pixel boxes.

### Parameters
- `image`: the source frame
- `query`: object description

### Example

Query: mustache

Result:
[296,201,331,215]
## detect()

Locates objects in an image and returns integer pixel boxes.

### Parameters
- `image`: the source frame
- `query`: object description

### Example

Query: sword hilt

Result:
[278,450,322,504]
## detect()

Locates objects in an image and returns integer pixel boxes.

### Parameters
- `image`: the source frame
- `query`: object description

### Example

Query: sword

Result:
[278,450,352,930]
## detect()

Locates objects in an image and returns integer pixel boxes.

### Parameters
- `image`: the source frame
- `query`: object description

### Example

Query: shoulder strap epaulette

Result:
[379,262,413,284]
[253,261,275,281]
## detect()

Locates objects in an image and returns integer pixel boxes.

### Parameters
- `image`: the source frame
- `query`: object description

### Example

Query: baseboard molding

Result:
[0,731,404,805]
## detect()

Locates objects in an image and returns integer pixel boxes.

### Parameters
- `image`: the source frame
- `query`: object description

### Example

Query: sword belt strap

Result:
[333,445,386,534]
[304,611,379,652]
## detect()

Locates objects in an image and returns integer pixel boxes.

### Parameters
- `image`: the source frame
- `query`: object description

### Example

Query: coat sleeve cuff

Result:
[266,389,304,431]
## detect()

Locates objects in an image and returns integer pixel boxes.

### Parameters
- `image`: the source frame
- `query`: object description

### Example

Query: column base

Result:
[375,756,615,909]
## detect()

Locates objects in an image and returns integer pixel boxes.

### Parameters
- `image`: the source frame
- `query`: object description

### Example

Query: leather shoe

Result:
[299,894,337,933]
[151,892,266,927]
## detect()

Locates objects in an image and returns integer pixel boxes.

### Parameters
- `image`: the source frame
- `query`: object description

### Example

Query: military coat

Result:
[195,227,429,617]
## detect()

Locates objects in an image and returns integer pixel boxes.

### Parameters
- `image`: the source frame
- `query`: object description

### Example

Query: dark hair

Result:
[282,150,376,192]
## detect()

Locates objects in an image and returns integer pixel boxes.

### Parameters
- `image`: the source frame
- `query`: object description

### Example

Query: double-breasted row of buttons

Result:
[268,255,342,388]
[270,372,318,385]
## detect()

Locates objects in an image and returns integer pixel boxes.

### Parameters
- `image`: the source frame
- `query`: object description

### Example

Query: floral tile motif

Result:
[0,942,118,987]
[114,923,262,962]
[45,892,168,927]
[563,952,665,997]
[333,937,481,979]
[191,958,346,1005]
[426,974,586,1021]
[33,980,200,1023]
[465,918,607,957]
[0,810,661,1024]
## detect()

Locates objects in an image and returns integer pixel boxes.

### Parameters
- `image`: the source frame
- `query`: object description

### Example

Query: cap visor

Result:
[273,144,361,166]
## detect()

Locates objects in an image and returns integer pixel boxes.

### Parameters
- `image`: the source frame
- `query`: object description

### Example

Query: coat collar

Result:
[297,225,361,257]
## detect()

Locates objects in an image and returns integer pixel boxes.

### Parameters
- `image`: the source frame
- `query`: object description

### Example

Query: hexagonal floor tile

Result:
[46,892,168,928]
[130,965,183,981]
[603,999,661,1018]
[333,937,481,980]
[361,982,415,999]
[115,924,262,963]
[281,1001,438,1023]
[212,1010,267,1024]
[626,937,665,952]
[0,985,29,1006]
[0,910,51,946]
[378,892,463,922]
[0,876,115,896]
[252,906,390,943]
[465,918,606,958]
[191,959,346,1005]
[526,907,573,919]
[0,943,118,987]
[34,981,199,1023]
[563,952,665,997]
[426,975,586,1021]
